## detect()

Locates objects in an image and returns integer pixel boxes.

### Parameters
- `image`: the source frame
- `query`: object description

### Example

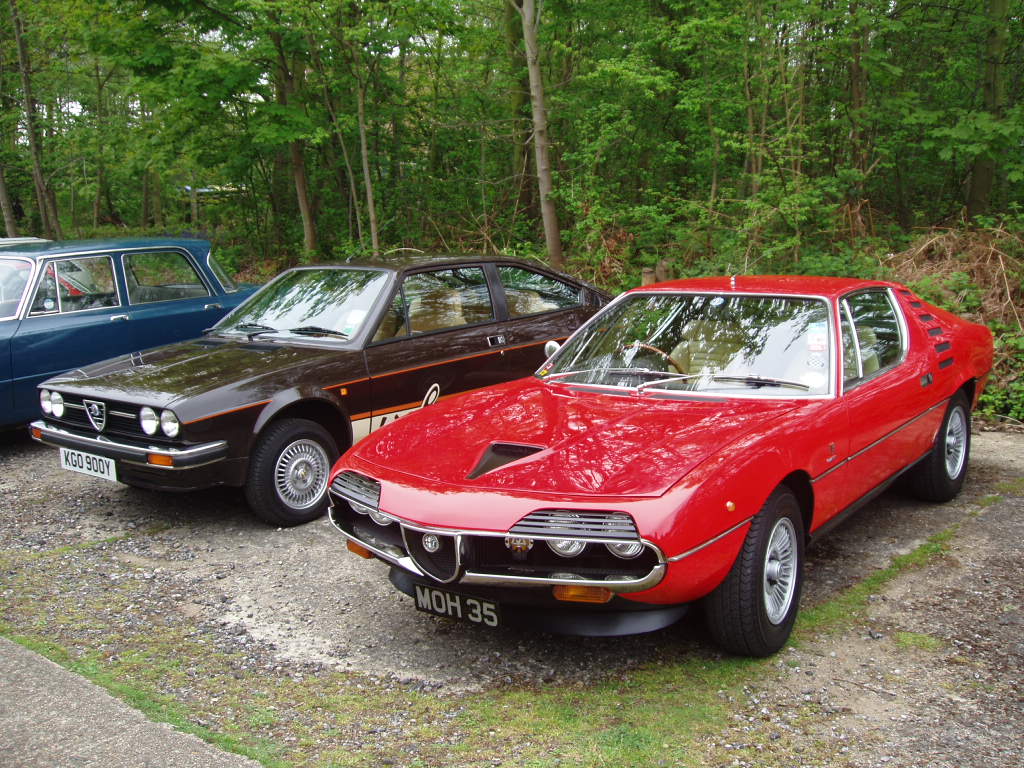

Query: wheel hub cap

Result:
[763,517,798,625]
[274,439,329,510]
[944,407,967,479]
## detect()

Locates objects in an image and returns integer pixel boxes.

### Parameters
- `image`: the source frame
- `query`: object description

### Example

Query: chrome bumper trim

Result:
[30,420,227,469]
[328,503,665,593]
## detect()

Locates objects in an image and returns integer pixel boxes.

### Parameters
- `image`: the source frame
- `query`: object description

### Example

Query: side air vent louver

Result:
[467,442,544,479]
[509,510,639,541]
[330,471,381,509]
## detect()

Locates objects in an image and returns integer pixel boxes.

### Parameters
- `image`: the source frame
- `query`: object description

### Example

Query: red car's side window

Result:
[841,290,904,385]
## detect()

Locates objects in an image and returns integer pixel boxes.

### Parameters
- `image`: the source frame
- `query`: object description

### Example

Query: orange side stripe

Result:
[185,399,272,425]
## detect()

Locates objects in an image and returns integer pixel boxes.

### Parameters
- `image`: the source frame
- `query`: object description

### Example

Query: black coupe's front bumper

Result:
[30,420,243,491]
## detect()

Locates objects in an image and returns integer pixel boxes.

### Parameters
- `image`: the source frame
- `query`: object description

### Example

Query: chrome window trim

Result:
[26,254,124,318]
[839,287,909,395]
[119,247,215,304]
[539,289,839,400]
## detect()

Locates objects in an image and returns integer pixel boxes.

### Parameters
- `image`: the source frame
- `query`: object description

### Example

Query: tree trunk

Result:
[517,0,563,269]
[966,0,1009,221]
[291,139,317,252]
[505,0,531,213]
[9,0,61,238]
[0,162,18,236]
[356,82,380,255]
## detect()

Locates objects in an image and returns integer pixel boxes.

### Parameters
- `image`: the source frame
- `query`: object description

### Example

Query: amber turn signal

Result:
[30,426,42,440]
[147,453,174,467]
[346,540,374,559]
[552,584,613,604]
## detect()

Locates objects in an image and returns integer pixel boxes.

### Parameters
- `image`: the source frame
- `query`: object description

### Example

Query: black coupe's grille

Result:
[330,471,382,509]
[509,510,639,541]
[51,394,175,444]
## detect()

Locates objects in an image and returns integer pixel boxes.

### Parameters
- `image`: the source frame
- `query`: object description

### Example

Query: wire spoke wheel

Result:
[273,438,330,510]
[762,517,798,625]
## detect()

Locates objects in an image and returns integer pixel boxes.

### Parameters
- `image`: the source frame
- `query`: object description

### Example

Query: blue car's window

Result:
[542,292,833,397]
[124,251,211,304]
[207,251,238,292]
[29,256,120,315]
[0,257,33,319]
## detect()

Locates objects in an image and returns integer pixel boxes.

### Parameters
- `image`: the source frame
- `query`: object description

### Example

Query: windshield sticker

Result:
[807,323,827,352]
[342,309,367,336]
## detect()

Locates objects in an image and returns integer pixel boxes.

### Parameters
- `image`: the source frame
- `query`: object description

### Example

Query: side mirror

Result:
[543,340,561,358]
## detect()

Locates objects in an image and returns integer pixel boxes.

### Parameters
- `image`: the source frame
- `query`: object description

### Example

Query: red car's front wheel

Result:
[704,486,805,657]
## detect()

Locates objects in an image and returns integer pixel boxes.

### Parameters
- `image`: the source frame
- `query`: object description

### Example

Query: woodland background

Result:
[2,0,1022,417]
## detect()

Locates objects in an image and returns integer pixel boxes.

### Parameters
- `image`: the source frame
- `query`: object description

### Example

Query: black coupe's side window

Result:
[402,267,494,333]
[498,265,581,317]
[842,290,903,382]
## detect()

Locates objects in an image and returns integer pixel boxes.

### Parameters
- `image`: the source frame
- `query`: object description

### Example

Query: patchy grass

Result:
[894,631,945,652]
[0,519,965,768]
[994,476,1024,496]
[977,494,1003,507]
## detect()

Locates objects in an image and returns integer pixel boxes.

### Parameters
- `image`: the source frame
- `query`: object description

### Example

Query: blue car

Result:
[0,238,258,428]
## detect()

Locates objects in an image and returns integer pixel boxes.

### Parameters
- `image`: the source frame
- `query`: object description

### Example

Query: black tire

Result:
[704,486,804,657]
[907,392,971,503]
[245,418,338,527]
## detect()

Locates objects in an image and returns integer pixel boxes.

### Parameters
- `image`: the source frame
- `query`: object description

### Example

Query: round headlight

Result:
[160,410,180,438]
[139,406,159,435]
[547,538,586,558]
[40,389,52,415]
[50,391,64,418]
[368,510,393,526]
[606,541,644,559]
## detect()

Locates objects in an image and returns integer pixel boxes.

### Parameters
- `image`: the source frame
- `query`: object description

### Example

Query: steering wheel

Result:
[620,342,684,373]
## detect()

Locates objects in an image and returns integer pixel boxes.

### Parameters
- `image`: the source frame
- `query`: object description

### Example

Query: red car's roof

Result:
[631,275,896,298]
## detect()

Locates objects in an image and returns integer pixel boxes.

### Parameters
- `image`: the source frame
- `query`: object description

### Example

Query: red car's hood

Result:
[354,379,802,498]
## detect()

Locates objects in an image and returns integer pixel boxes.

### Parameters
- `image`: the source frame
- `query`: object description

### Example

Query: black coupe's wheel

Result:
[908,392,971,502]
[704,486,804,657]
[245,418,338,526]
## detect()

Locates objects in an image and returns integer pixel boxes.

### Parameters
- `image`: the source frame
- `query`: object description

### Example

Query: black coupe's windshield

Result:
[542,292,832,396]
[217,267,389,340]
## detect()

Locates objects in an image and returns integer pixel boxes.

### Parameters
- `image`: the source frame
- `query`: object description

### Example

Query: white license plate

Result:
[414,585,500,627]
[59,447,117,482]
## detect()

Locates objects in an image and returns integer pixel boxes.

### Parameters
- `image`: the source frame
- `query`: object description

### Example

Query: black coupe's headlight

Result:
[160,409,180,438]
[139,406,159,435]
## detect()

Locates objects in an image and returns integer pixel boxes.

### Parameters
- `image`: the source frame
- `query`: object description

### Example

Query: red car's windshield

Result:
[541,292,833,396]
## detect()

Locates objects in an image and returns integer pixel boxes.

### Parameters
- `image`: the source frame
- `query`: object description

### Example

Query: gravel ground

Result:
[1,426,1022,766]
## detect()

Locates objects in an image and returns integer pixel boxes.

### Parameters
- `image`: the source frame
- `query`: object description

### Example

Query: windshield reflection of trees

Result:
[220,269,387,335]
[550,294,830,394]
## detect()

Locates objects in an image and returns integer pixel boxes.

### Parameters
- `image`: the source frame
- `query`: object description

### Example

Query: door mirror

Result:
[543,340,561,358]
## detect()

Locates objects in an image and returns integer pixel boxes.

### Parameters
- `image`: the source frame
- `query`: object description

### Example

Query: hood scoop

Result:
[467,442,544,480]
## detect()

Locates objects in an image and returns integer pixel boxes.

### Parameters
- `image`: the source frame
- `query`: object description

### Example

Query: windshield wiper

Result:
[288,325,349,339]
[710,374,810,391]
[231,323,278,341]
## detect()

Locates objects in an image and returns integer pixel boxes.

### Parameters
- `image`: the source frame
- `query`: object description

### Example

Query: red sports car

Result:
[326,276,993,656]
